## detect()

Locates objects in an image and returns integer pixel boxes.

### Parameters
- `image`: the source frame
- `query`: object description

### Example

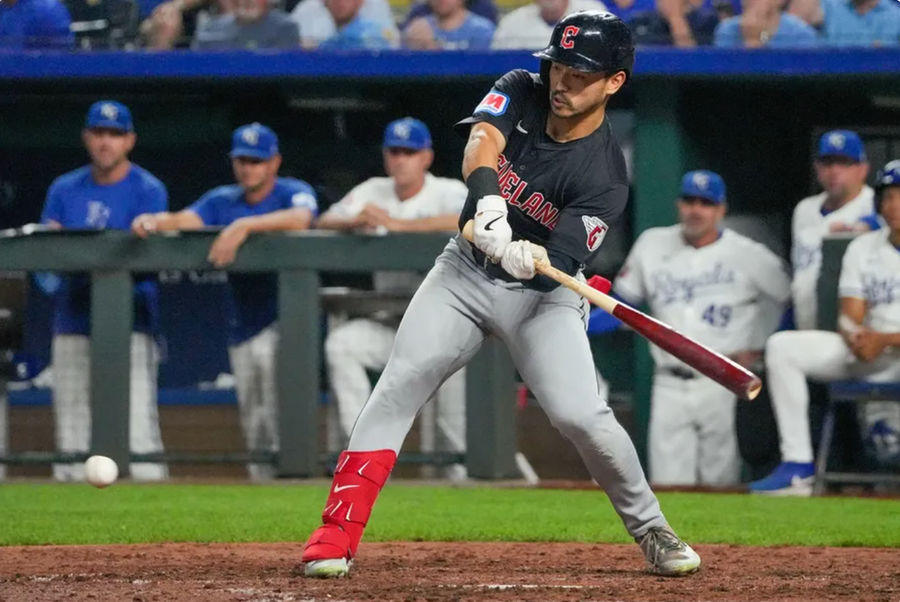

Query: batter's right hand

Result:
[473,195,511,262]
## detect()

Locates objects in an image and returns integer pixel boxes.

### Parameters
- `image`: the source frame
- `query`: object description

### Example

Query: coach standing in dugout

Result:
[41,100,169,482]
[301,11,701,579]
[132,123,318,480]
[612,170,790,487]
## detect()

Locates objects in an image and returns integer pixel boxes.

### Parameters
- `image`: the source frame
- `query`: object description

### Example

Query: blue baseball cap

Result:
[230,123,279,160]
[383,118,432,150]
[680,170,726,204]
[85,100,133,132]
[818,130,865,163]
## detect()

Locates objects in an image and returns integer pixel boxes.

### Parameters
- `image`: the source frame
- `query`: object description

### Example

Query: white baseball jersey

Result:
[839,228,900,333]
[790,186,874,330]
[614,226,791,369]
[324,173,466,291]
[490,0,608,49]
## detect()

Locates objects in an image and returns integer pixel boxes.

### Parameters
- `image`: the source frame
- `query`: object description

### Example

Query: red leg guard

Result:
[302,449,397,562]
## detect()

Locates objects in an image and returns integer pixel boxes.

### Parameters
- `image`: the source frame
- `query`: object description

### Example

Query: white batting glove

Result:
[473,195,511,262]
[501,240,548,280]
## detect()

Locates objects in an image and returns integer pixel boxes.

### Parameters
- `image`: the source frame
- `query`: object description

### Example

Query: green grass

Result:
[1,483,898,547]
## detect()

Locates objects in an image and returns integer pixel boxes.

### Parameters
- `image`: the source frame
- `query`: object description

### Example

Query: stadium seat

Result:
[814,380,900,495]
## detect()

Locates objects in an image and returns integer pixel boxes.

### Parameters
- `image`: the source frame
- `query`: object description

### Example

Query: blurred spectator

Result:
[402,0,494,49]
[0,0,74,50]
[604,0,655,22]
[750,160,900,496]
[714,0,818,47]
[630,0,733,46]
[612,170,789,486]
[403,0,498,27]
[141,0,230,49]
[491,0,607,50]
[42,100,168,482]
[131,123,318,480]
[317,0,399,49]
[316,118,467,477]
[290,0,395,48]
[192,0,298,49]
[789,0,900,47]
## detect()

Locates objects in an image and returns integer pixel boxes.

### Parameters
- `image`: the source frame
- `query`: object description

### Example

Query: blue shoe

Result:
[748,462,815,496]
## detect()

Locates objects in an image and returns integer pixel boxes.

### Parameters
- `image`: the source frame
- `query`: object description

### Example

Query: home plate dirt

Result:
[1,542,897,601]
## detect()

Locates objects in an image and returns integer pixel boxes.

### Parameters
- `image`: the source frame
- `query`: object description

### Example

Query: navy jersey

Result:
[456,69,629,288]
[41,164,168,335]
[189,177,318,344]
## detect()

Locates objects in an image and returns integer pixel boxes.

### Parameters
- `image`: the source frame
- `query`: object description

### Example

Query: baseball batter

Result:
[613,170,790,486]
[317,118,468,470]
[132,123,318,480]
[302,11,701,579]
[751,160,900,495]
[42,100,168,482]
[791,130,874,331]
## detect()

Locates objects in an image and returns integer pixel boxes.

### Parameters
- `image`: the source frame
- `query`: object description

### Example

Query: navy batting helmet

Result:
[534,10,635,83]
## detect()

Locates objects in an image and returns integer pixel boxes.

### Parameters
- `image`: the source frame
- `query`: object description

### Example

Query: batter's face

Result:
[384,147,433,188]
[83,128,135,171]
[548,62,626,118]
[881,187,900,231]
[678,196,725,241]
[232,154,281,193]
[815,157,869,201]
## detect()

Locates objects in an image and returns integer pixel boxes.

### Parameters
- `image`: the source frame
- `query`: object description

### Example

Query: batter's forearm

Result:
[462,123,504,180]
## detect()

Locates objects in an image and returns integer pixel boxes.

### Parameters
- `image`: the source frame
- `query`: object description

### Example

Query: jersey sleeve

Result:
[612,232,649,305]
[545,182,629,266]
[454,69,535,142]
[41,178,66,224]
[838,236,866,300]
[744,242,791,304]
[139,178,168,215]
[323,181,369,219]
[187,189,222,226]
[282,180,319,216]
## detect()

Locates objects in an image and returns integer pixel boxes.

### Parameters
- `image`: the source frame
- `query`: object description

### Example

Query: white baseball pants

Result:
[325,318,467,475]
[228,325,279,480]
[765,330,900,463]
[648,372,740,486]
[51,333,167,481]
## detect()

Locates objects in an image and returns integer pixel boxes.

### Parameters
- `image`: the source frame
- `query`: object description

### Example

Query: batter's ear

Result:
[605,71,627,95]
[423,149,434,170]
[125,132,137,153]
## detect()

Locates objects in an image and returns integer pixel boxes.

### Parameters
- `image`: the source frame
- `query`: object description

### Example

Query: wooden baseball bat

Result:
[462,221,762,401]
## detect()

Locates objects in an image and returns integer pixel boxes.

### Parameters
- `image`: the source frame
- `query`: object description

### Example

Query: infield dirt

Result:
[1,541,898,601]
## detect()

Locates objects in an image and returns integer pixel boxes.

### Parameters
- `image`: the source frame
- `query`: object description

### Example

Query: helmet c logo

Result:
[560,25,580,49]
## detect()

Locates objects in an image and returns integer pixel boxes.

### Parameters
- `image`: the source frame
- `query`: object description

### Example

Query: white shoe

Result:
[637,526,701,576]
[304,557,351,578]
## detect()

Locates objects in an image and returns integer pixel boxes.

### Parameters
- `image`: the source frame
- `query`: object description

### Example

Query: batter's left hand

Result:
[501,240,548,280]
[208,222,249,268]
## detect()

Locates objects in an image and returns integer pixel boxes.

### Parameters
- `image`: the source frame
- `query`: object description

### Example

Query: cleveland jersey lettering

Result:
[456,69,628,288]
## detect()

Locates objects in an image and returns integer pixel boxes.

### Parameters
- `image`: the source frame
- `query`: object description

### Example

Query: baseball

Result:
[85,455,119,488]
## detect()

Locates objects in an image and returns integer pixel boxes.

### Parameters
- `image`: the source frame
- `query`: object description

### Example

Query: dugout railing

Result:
[0,230,520,478]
